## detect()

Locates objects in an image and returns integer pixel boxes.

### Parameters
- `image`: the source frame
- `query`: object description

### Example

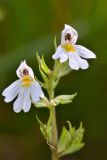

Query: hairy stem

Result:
[48,70,59,160]
[50,105,58,160]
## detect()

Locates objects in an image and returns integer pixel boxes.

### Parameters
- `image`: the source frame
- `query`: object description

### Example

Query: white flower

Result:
[52,24,96,70]
[2,60,44,113]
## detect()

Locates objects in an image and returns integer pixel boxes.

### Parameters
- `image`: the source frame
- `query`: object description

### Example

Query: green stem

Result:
[48,70,59,160]
[47,60,68,160]
[50,105,58,160]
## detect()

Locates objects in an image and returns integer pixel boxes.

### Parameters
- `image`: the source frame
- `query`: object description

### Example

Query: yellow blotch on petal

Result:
[22,75,33,87]
[62,43,76,52]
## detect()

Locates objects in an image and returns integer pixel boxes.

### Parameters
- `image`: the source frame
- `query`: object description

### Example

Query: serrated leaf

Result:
[39,65,49,83]
[72,123,84,144]
[60,143,84,156]
[46,116,52,143]
[36,115,52,144]
[36,52,50,75]
[34,98,49,108]
[36,52,49,83]
[41,55,50,74]
[57,62,71,78]
[67,121,75,136]
[58,122,85,158]
[52,78,60,89]
[53,94,77,106]
[36,115,47,139]
[58,127,71,153]
[36,52,41,64]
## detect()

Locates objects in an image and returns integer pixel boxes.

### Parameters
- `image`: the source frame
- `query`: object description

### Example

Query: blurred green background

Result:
[0,0,107,160]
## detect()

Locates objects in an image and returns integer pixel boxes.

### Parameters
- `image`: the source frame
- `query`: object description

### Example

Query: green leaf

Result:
[52,78,60,89]
[61,143,84,156]
[34,97,49,108]
[41,55,50,74]
[67,121,75,135]
[36,52,50,85]
[52,93,77,106]
[58,122,85,157]
[58,127,71,153]
[36,52,50,75]
[36,115,47,139]
[36,115,52,144]
[56,61,71,78]
[36,52,41,65]
[72,123,84,144]
[39,65,49,83]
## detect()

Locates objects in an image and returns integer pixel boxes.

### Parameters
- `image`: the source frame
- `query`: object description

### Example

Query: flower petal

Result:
[22,88,31,112]
[30,81,44,103]
[75,45,96,59]
[52,46,63,59]
[61,24,78,45]
[68,53,79,70]
[2,80,21,102]
[60,53,68,63]
[16,60,34,79]
[74,53,89,69]
[13,88,25,113]
[30,86,40,103]
[4,88,19,103]
[33,81,44,98]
